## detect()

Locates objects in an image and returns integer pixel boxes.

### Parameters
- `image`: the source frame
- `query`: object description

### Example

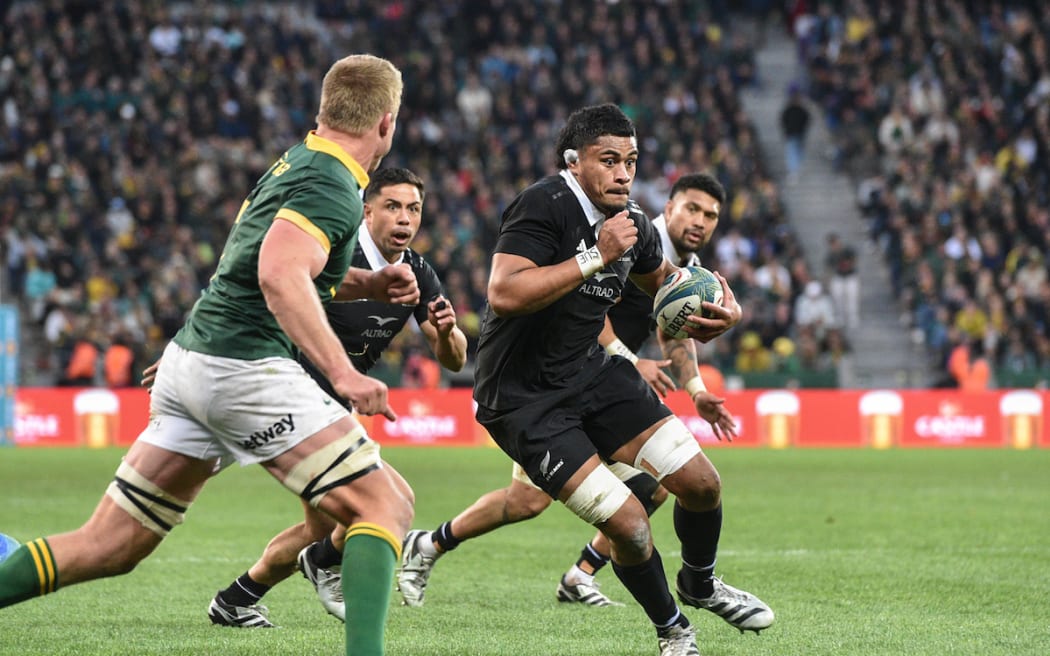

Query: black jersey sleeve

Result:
[493,181,564,266]
[410,252,446,325]
[628,202,664,276]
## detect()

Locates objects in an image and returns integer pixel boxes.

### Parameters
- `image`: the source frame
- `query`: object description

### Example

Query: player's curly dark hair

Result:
[554,103,636,170]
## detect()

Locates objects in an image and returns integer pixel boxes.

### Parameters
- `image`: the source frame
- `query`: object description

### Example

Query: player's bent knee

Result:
[666,454,722,509]
[563,465,632,526]
[633,417,701,482]
[284,426,380,507]
[105,461,190,538]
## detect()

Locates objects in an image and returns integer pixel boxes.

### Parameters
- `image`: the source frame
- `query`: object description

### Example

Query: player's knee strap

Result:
[634,417,701,481]
[563,465,632,526]
[284,426,381,507]
[106,461,190,537]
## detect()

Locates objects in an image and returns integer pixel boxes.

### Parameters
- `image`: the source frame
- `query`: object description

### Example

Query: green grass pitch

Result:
[1,446,1048,655]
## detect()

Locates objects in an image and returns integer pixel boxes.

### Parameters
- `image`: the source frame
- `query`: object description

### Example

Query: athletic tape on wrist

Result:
[684,375,706,398]
[575,245,604,280]
[604,338,639,364]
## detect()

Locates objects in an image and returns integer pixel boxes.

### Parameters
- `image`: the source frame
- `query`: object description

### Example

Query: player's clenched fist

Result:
[596,210,637,263]
[372,263,419,305]
[334,372,396,421]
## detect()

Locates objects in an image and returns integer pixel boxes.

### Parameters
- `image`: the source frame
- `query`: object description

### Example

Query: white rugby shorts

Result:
[137,342,351,466]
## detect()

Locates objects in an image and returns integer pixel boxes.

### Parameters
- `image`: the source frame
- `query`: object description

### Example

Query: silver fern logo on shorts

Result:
[538,451,563,480]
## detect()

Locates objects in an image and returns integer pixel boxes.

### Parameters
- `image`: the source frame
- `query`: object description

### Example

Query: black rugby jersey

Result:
[473,174,664,410]
[300,242,445,405]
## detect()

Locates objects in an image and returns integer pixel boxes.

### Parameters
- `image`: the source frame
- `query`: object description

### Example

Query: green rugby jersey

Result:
[174,132,370,360]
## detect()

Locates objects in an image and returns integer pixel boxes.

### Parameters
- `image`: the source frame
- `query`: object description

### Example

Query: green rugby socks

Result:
[0,538,58,608]
[342,523,400,656]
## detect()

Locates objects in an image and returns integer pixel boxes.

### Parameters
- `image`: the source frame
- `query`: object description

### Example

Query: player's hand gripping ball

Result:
[653,266,724,339]
[0,532,20,564]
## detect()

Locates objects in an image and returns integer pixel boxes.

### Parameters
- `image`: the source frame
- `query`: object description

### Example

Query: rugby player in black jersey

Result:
[397,174,735,611]
[450,104,771,656]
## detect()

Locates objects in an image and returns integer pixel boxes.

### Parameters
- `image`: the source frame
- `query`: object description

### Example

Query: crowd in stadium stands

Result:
[794,0,1050,386]
[13,0,1038,391]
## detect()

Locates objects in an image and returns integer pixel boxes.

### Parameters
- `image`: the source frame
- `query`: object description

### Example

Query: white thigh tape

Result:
[634,417,701,481]
[284,426,380,506]
[563,465,631,526]
[106,460,190,537]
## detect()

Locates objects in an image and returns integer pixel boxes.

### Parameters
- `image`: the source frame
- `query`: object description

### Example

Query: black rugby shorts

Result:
[476,357,672,498]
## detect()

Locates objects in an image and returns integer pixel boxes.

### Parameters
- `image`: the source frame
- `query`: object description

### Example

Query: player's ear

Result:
[378,112,393,138]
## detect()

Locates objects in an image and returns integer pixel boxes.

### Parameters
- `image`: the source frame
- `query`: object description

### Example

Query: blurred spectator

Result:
[103,332,136,388]
[753,250,793,303]
[779,84,811,183]
[23,254,56,323]
[876,102,915,165]
[402,348,441,389]
[456,71,493,132]
[824,232,859,330]
[947,339,991,392]
[735,331,773,373]
[794,280,837,341]
[60,328,99,387]
[770,336,801,375]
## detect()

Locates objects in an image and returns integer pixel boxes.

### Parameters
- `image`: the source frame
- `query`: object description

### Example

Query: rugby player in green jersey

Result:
[0,54,411,656]
[201,167,468,627]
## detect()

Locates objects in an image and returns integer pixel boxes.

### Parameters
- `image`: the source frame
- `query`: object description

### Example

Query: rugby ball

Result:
[654,266,723,339]
[0,532,19,564]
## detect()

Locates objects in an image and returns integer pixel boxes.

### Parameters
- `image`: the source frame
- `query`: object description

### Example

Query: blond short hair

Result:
[316,54,403,135]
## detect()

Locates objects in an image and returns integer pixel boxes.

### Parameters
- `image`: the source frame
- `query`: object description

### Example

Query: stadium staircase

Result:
[739,24,931,389]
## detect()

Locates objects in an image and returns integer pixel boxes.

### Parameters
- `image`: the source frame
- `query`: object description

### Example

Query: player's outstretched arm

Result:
[488,210,636,317]
[421,297,468,372]
[656,327,736,441]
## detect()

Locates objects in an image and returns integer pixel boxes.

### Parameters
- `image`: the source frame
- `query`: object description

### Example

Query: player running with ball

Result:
[398,173,739,612]
[468,104,773,656]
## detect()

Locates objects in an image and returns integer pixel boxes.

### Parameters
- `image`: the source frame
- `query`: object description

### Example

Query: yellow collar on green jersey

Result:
[304,131,370,189]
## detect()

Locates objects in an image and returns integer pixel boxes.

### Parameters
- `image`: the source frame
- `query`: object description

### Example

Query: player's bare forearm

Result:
[335,267,376,300]
[487,253,595,317]
[424,322,468,372]
[423,297,467,372]
[335,264,419,304]
[434,328,468,372]
[657,330,701,386]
